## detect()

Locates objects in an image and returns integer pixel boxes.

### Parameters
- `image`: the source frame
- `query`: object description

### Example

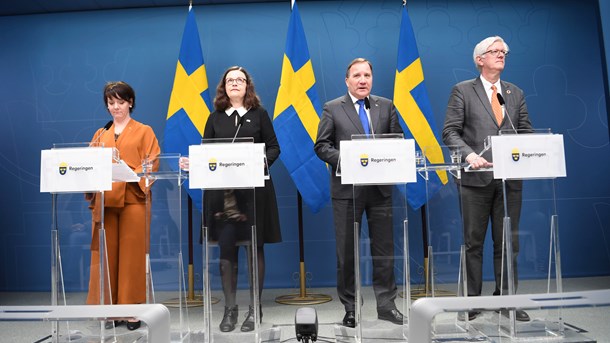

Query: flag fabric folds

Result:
[273,2,330,213]
[163,7,213,210]
[393,5,448,209]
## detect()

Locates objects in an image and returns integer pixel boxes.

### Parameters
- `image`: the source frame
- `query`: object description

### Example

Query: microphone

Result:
[231,115,246,143]
[497,93,517,134]
[90,120,113,146]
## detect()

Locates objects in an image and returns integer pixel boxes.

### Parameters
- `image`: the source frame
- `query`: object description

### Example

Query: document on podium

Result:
[112,160,141,182]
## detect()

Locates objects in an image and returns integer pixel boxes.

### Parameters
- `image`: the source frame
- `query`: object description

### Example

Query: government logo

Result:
[58,162,68,175]
[360,154,369,167]
[209,158,217,171]
[512,148,520,162]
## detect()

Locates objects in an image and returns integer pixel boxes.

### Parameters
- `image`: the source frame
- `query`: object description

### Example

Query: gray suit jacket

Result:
[314,93,403,199]
[442,77,533,187]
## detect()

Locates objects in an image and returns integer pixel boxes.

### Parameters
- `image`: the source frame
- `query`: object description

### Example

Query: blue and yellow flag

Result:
[273,2,330,213]
[393,4,447,209]
[164,7,212,210]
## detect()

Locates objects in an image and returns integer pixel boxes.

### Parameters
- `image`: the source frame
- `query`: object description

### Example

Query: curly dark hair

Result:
[103,81,135,113]
[213,66,261,111]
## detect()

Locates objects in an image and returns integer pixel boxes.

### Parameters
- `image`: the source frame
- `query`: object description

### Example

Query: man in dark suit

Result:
[314,58,404,328]
[442,36,533,321]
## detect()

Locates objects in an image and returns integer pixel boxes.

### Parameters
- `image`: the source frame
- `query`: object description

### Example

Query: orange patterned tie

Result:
[491,85,503,125]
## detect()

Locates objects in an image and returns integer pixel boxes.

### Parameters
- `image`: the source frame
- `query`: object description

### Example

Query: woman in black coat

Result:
[203,66,281,333]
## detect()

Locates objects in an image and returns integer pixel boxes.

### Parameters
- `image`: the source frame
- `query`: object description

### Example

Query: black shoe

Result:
[342,311,356,328]
[498,309,530,322]
[104,320,123,329]
[126,320,141,331]
[457,311,480,321]
[377,308,404,325]
[240,305,262,332]
[220,306,238,332]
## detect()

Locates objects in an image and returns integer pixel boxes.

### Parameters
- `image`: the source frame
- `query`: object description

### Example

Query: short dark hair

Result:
[214,66,261,111]
[103,81,135,113]
[345,58,373,78]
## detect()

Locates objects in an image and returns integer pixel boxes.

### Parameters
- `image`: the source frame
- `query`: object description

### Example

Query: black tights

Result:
[217,222,265,308]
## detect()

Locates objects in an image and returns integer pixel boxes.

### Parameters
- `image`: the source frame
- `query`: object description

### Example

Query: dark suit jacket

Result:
[314,93,403,199]
[442,77,533,188]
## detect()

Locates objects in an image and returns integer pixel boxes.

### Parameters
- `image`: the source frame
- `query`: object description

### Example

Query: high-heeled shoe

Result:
[126,320,141,331]
[219,306,238,332]
[240,305,262,332]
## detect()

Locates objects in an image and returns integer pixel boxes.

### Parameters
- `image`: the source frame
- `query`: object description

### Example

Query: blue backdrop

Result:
[1,0,609,292]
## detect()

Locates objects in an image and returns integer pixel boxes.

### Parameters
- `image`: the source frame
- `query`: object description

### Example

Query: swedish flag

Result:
[273,2,330,213]
[393,4,447,209]
[164,7,212,210]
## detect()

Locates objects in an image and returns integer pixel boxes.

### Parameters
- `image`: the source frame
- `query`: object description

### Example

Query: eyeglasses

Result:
[225,77,247,85]
[482,49,509,57]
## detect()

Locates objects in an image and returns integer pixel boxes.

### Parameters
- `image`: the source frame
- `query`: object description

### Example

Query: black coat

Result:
[202,107,282,245]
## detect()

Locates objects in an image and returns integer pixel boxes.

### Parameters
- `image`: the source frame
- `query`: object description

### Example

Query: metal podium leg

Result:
[354,221,362,343]
[202,225,212,343]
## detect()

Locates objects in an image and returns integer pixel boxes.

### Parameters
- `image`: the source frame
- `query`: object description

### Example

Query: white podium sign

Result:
[188,143,265,189]
[340,138,416,185]
[491,134,567,179]
[40,147,113,193]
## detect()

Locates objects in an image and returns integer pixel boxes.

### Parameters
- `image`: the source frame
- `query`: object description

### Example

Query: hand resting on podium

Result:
[465,152,493,170]
[178,156,189,171]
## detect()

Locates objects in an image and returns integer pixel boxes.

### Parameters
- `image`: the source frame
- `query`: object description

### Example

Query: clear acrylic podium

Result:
[188,137,279,343]
[334,133,416,343]
[140,153,191,342]
[414,144,463,299]
[40,142,142,342]
[417,144,480,339]
[488,129,567,341]
[421,129,575,342]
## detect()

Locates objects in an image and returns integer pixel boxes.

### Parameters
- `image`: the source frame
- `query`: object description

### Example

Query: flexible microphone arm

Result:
[231,115,246,143]
[363,97,375,138]
[497,93,517,134]
[89,120,113,146]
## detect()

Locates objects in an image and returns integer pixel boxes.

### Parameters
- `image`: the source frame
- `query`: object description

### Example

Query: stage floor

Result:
[1,276,609,342]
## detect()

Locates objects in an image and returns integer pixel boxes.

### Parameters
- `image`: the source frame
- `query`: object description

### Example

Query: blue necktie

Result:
[357,99,370,134]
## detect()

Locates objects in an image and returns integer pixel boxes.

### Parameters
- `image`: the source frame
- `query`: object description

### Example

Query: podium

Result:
[416,145,477,339]
[415,145,464,300]
[188,137,278,343]
[139,153,192,342]
[40,142,140,341]
[423,130,571,342]
[489,130,567,340]
[335,134,416,343]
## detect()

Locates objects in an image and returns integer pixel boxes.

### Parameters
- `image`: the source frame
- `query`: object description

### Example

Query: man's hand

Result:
[466,152,493,169]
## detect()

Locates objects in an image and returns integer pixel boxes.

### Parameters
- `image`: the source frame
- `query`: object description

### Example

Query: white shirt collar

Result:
[225,106,248,117]
[480,75,501,93]
[348,93,368,105]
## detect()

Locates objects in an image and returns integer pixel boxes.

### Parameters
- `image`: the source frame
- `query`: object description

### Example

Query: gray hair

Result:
[472,36,509,72]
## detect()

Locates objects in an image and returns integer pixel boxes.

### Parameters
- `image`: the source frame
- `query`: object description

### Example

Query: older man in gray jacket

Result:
[443,36,533,322]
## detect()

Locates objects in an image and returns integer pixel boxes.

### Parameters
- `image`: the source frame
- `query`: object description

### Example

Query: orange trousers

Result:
[87,203,148,305]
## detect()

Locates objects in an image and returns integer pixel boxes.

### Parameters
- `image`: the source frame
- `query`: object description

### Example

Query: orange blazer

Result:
[88,118,160,222]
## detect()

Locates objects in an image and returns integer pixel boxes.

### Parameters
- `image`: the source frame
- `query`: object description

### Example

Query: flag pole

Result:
[161,2,218,307]
[275,191,332,305]
[273,0,331,305]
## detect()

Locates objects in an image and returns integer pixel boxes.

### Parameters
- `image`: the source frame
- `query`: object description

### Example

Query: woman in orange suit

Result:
[86,81,160,331]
